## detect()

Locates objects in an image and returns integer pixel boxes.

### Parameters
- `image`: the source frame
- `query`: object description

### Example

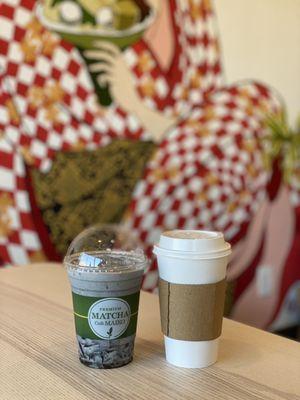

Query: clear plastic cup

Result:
[64,224,147,369]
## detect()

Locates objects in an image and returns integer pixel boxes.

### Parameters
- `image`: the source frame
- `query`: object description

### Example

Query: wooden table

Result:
[0,264,299,400]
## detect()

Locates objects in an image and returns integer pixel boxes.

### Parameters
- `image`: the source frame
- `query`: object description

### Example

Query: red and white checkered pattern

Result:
[0,0,289,293]
[0,136,42,265]
[126,82,283,288]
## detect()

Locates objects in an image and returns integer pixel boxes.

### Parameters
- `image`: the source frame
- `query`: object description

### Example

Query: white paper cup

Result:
[153,230,231,369]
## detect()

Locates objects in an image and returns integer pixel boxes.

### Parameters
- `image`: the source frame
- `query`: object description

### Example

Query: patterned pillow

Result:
[30,139,155,255]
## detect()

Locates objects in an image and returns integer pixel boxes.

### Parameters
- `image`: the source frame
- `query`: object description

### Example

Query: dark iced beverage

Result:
[65,251,145,368]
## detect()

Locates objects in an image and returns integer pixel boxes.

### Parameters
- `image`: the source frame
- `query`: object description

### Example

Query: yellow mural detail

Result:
[20,17,59,63]
[202,0,213,13]
[189,72,202,90]
[202,105,216,121]
[227,202,238,213]
[242,139,256,153]
[239,189,251,202]
[258,99,271,114]
[140,77,156,97]
[44,104,60,123]
[20,41,38,63]
[151,166,179,181]
[181,87,190,101]
[197,192,208,203]
[185,119,211,136]
[45,82,64,104]
[238,88,252,100]
[71,139,87,151]
[20,146,35,166]
[167,167,180,179]
[212,38,220,54]
[186,120,200,130]
[189,0,212,20]
[28,82,64,124]
[189,0,202,20]
[41,31,59,57]
[5,99,20,125]
[206,172,219,185]
[29,250,47,263]
[245,104,255,117]
[28,87,44,108]
[247,164,259,178]
[198,128,210,137]
[26,18,43,37]
[0,193,13,238]
[137,52,154,73]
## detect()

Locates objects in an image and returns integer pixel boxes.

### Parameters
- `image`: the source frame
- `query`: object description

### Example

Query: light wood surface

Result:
[0,264,299,400]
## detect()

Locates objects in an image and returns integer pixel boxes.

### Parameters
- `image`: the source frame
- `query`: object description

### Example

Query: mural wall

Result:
[0,0,299,330]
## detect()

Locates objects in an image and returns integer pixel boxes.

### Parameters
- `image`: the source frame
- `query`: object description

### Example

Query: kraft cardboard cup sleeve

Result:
[153,230,231,369]
[64,225,147,369]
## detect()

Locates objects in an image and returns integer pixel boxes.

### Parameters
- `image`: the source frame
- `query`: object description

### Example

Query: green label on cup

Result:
[72,292,140,340]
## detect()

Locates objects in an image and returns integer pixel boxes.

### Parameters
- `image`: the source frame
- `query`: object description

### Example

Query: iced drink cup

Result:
[153,230,231,369]
[64,225,146,369]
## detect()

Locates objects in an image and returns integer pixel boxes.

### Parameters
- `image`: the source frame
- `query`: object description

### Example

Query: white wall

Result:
[215,0,300,125]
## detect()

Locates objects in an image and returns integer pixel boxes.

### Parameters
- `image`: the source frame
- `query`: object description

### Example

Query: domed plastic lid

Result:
[153,230,231,259]
[64,224,147,274]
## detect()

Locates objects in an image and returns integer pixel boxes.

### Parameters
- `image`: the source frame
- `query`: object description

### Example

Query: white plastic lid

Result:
[153,230,231,259]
